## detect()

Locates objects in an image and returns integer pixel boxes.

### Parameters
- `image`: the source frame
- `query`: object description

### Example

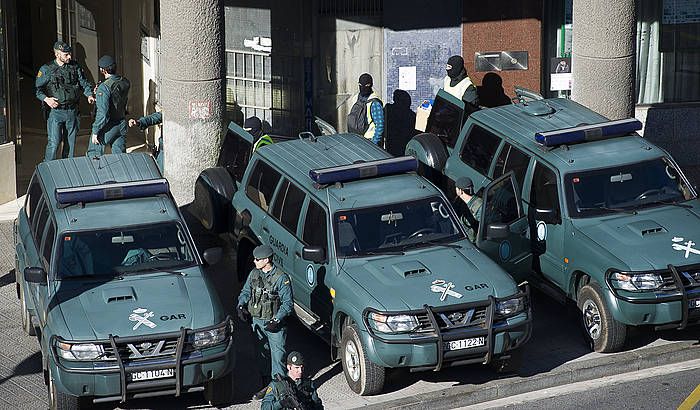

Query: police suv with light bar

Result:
[192,125,532,396]
[14,153,235,408]
[406,88,700,352]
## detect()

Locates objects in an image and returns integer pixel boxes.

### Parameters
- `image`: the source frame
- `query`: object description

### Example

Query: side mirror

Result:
[203,247,223,266]
[24,267,47,284]
[534,208,561,225]
[302,246,326,264]
[486,223,510,240]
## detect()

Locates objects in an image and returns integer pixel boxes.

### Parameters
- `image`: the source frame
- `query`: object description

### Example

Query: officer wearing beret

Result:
[454,177,483,242]
[237,245,294,400]
[35,40,95,161]
[87,55,131,157]
[262,351,323,410]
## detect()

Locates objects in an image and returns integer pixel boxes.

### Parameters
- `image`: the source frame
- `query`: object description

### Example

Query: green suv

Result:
[14,153,234,408]
[407,89,700,352]
[192,125,532,395]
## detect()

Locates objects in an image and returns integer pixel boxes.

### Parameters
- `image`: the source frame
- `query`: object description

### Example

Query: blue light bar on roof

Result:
[535,118,642,147]
[309,156,418,185]
[55,178,169,206]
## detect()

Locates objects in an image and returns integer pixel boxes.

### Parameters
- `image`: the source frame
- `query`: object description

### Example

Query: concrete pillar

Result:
[571,0,636,120]
[161,0,224,204]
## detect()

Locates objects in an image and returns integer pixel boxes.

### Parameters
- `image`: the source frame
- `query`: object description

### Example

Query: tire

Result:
[340,324,385,395]
[489,350,522,374]
[20,283,36,336]
[48,366,83,410]
[577,283,627,353]
[405,133,448,172]
[191,167,236,234]
[203,371,235,408]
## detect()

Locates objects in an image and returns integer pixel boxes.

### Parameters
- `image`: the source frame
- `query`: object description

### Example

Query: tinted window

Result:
[33,200,49,244]
[483,175,522,231]
[303,200,327,248]
[459,125,501,175]
[26,178,41,222]
[217,129,253,182]
[531,163,560,215]
[493,143,530,189]
[41,222,55,268]
[426,95,464,148]
[245,160,281,211]
[271,179,306,233]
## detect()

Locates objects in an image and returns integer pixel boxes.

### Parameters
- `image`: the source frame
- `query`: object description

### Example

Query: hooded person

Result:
[442,55,480,115]
[347,73,384,145]
[245,116,274,151]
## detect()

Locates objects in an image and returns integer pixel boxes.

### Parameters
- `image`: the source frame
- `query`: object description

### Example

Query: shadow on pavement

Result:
[0,351,42,387]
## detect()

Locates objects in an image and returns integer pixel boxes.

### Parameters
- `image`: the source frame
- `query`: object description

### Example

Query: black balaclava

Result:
[358,73,373,98]
[446,55,467,86]
[243,116,263,139]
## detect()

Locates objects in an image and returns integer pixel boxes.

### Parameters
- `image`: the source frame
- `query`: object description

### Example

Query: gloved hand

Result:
[264,318,281,332]
[237,305,251,323]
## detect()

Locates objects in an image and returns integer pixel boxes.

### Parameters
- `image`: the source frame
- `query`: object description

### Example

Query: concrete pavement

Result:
[0,218,698,409]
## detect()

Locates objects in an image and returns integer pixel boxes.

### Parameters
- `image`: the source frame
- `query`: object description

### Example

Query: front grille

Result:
[102,337,192,362]
[415,306,488,333]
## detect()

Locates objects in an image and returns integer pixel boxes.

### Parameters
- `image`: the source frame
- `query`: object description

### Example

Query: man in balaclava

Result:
[244,116,274,151]
[443,55,480,115]
[347,73,384,145]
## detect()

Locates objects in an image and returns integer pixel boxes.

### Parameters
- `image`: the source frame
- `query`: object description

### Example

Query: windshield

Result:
[333,196,463,257]
[57,223,196,279]
[565,157,694,218]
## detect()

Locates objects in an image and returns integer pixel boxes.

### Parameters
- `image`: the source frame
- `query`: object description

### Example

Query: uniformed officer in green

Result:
[87,55,131,157]
[238,244,293,400]
[129,110,163,171]
[261,351,324,410]
[244,116,274,151]
[453,177,483,242]
[35,40,95,161]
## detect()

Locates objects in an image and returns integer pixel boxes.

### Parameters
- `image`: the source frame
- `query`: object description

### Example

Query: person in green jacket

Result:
[261,351,323,410]
[129,109,163,171]
[244,116,274,151]
[87,55,131,157]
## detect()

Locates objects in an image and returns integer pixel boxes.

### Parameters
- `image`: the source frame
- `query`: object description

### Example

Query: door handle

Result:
[294,251,301,258]
[262,226,269,233]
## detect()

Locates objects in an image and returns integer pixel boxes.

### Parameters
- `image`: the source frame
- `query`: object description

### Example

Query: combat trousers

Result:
[45,108,79,161]
[251,317,287,381]
[87,119,127,157]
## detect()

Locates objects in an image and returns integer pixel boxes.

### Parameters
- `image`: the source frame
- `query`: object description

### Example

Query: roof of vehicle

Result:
[469,98,666,171]
[256,134,442,209]
[36,153,181,232]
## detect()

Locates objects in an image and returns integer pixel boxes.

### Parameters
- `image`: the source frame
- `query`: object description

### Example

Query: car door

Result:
[36,219,56,327]
[218,121,256,185]
[294,198,332,324]
[236,159,281,243]
[476,172,532,282]
[29,198,51,326]
[445,123,503,192]
[265,178,306,277]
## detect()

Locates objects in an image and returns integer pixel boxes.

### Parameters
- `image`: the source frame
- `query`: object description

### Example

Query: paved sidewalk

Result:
[0,218,698,409]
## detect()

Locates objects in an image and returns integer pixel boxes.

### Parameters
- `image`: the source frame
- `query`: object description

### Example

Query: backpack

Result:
[347,96,378,135]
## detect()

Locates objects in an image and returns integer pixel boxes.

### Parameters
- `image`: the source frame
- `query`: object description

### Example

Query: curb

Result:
[362,341,700,409]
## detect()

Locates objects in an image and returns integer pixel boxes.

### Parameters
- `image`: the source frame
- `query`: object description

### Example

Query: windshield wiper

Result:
[648,199,692,209]
[362,250,406,256]
[416,240,462,249]
[121,266,186,276]
[578,205,637,215]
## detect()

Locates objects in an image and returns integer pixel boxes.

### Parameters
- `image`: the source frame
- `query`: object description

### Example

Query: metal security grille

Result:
[318,0,383,16]
[225,49,272,125]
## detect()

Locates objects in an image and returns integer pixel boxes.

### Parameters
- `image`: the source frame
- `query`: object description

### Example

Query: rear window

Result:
[459,125,501,175]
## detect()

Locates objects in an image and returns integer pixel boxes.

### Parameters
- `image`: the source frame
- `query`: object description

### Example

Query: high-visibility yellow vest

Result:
[253,134,274,151]
[443,76,474,101]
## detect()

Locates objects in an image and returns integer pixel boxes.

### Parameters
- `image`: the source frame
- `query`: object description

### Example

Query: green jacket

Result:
[35,60,93,106]
[92,75,131,135]
[238,265,293,322]
[261,375,323,410]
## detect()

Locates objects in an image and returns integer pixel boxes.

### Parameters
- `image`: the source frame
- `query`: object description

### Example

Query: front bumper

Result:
[606,265,700,330]
[362,285,532,372]
[49,317,235,403]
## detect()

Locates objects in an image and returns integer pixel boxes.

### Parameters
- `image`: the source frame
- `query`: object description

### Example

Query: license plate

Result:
[689,299,700,309]
[443,337,486,351]
[129,368,174,382]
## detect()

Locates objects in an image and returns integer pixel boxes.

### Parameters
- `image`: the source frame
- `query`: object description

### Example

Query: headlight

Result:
[367,313,419,333]
[193,325,228,348]
[609,271,663,292]
[56,342,105,361]
[496,296,526,317]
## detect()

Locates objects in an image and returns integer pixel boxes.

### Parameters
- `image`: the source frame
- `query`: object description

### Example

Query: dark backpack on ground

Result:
[347,96,379,135]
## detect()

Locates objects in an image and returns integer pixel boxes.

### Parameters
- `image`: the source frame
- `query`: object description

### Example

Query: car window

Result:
[41,222,55,269]
[531,162,560,215]
[33,199,49,245]
[459,125,502,175]
[218,128,253,183]
[493,143,531,189]
[26,178,41,222]
[303,200,327,248]
[483,174,522,232]
[245,160,281,212]
[271,179,306,233]
[426,95,464,148]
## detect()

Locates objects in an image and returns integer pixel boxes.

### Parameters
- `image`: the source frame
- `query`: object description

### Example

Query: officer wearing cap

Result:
[262,351,323,410]
[87,55,131,157]
[237,244,294,400]
[35,40,95,161]
[454,177,482,242]
[244,116,274,151]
